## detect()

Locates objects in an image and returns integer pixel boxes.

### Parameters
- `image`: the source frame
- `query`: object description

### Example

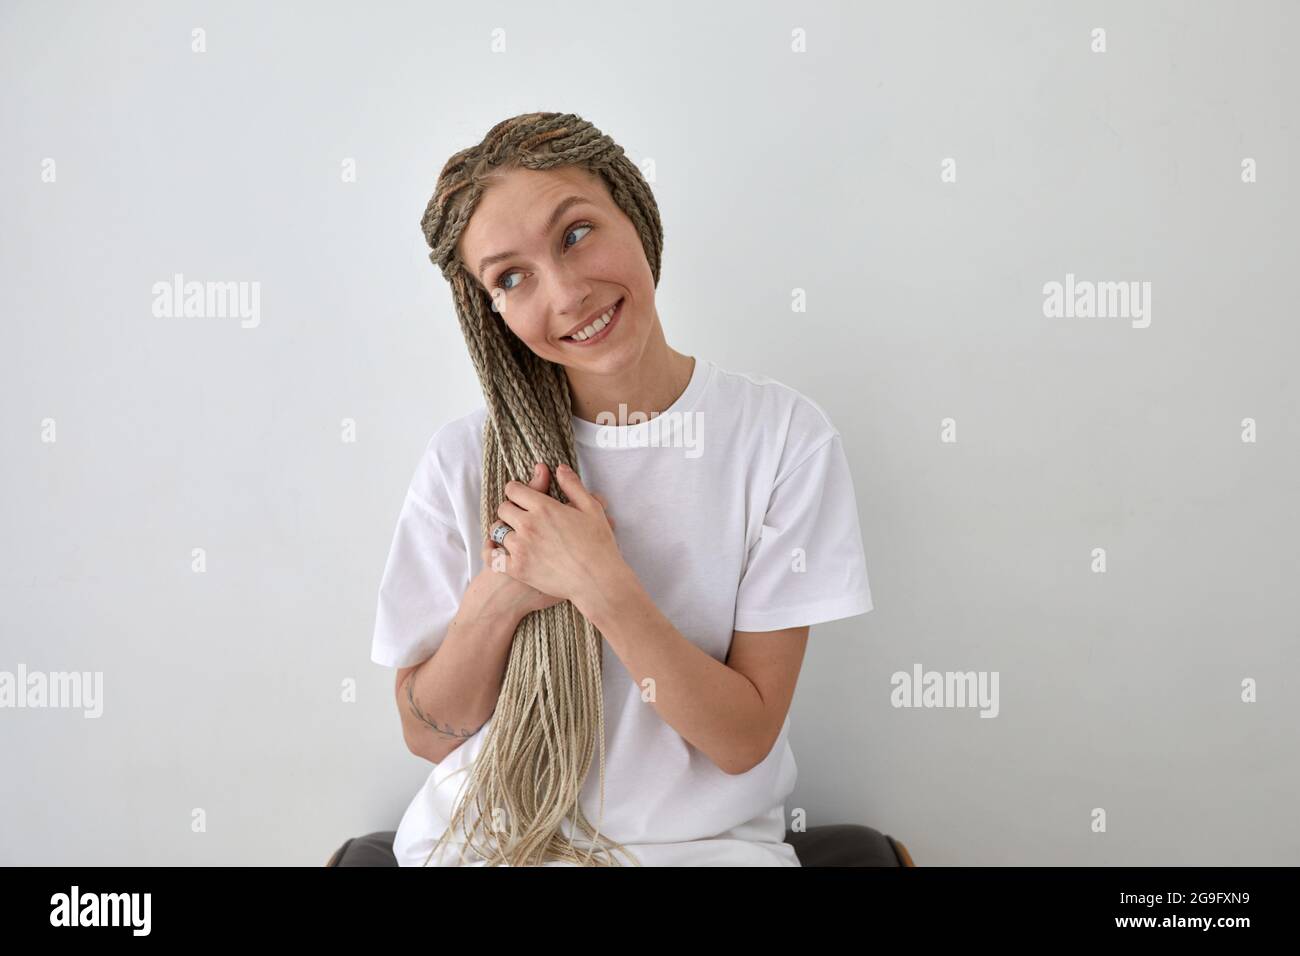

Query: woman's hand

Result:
[488,461,625,609]
[481,462,617,616]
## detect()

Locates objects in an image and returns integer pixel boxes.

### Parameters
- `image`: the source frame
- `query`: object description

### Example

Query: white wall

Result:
[2,0,1296,864]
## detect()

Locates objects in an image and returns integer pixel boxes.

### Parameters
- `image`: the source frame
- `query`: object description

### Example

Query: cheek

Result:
[503,309,553,349]
[611,235,654,290]
[617,237,649,275]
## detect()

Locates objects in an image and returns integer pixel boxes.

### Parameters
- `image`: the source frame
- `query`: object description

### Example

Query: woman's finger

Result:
[488,518,512,544]
[497,499,527,529]
[553,463,599,512]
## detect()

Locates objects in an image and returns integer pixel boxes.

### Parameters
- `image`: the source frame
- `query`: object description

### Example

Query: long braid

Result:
[415,112,663,866]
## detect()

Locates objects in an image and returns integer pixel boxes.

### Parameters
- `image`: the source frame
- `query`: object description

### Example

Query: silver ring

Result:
[490,523,513,545]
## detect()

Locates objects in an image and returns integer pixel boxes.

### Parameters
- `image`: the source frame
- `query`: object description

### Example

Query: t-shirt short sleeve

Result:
[732,431,874,632]
[370,456,472,669]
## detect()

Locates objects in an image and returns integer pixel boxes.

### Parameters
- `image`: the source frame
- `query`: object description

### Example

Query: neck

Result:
[564,327,695,426]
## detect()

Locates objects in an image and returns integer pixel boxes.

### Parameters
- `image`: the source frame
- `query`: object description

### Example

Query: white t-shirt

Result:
[371,356,874,866]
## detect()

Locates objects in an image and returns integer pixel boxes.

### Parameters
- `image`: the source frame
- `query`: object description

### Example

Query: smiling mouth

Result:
[561,298,624,345]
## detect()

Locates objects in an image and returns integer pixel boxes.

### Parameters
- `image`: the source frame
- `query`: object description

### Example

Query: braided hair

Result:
[417,112,663,866]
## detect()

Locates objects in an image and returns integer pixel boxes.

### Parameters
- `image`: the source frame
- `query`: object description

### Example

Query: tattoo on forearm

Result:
[404,674,480,739]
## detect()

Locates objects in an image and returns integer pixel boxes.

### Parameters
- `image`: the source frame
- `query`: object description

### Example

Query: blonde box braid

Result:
[416,112,663,866]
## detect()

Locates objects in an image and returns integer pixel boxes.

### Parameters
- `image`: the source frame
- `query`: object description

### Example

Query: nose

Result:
[544,261,594,325]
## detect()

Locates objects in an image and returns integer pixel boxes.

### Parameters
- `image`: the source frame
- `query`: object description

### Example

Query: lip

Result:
[561,297,623,346]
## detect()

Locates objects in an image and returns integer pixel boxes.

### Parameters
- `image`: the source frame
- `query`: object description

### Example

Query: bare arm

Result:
[394,570,531,764]
[576,564,811,776]
[393,463,567,764]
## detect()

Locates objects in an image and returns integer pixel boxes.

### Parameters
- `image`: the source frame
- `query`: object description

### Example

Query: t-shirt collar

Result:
[570,356,713,448]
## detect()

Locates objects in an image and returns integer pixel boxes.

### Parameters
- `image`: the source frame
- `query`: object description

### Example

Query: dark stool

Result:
[327,825,915,867]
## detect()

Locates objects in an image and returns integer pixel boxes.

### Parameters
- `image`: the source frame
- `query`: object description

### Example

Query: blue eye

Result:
[494,221,594,294]
[564,222,593,249]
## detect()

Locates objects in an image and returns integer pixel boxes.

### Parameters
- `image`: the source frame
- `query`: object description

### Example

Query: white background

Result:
[2,0,1296,865]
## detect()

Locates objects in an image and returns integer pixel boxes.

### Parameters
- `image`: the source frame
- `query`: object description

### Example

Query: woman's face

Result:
[456,165,656,373]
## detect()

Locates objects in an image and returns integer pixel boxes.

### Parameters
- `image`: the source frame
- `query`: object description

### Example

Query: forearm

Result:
[400,574,526,763]
[574,565,767,775]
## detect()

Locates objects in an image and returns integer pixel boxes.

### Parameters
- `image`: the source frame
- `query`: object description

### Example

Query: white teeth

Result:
[569,302,618,341]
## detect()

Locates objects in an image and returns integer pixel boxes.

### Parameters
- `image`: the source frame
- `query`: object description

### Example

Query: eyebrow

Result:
[476,195,596,282]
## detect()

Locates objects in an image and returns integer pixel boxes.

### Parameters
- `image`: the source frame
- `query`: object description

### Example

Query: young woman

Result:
[371,112,873,866]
